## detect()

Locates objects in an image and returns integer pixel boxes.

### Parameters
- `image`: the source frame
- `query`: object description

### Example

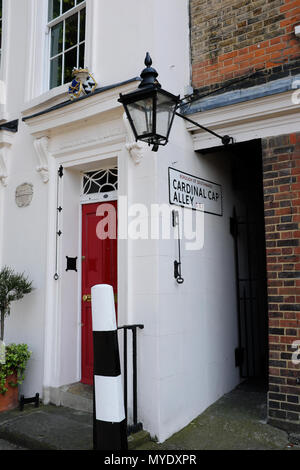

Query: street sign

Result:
[168,167,223,216]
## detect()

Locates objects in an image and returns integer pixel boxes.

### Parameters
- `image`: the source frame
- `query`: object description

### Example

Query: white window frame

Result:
[47,0,86,90]
[0,0,3,67]
[24,0,95,104]
[0,0,9,118]
[80,167,118,204]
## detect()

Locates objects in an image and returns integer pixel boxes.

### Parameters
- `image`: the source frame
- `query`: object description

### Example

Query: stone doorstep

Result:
[0,428,151,451]
[0,438,26,450]
[50,383,151,449]
[0,427,57,451]
[60,383,93,413]
[0,404,150,451]
[52,382,94,414]
[0,383,151,450]
[0,405,93,450]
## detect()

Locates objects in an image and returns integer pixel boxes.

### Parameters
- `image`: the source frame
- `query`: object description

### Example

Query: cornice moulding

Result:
[22,81,139,137]
[51,131,125,162]
[185,90,300,150]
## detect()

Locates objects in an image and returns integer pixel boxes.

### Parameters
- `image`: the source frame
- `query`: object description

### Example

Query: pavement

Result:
[0,382,299,451]
[138,384,300,451]
[0,439,26,450]
[0,405,93,450]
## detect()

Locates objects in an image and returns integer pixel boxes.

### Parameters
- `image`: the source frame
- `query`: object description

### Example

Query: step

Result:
[58,383,93,414]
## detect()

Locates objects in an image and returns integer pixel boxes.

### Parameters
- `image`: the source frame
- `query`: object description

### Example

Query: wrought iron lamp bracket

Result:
[175,107,234,147]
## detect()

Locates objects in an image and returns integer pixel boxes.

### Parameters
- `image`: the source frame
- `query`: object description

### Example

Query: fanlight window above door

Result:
[82,168,118,195]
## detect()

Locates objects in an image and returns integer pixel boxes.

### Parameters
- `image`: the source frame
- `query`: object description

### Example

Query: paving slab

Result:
[0,439,26,450]
[0,405,93,450]
[136,388,300,450]
[0,385,299,451]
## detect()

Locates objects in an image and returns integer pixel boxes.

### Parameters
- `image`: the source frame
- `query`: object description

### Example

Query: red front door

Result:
[81,201,118,385]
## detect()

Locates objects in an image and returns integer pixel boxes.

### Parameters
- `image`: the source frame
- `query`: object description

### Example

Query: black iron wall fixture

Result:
[66,256,78,272]
[172,210,184,285]
[54,165,64,281]
[118,53,234,152]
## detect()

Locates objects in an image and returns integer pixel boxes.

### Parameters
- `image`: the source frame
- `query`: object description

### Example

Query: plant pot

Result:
[0,373,18,412]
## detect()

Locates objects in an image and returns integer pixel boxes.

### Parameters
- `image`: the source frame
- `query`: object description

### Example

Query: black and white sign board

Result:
[169,167,223,216]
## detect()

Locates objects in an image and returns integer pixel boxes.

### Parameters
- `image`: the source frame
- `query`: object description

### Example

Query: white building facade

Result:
[1,0,299,442]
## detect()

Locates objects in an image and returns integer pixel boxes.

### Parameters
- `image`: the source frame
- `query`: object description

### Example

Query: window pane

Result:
[127,98,154,138]
[79,43,85,68]
[50,55,62,89]
[64,47,77,83]
[48,0,60,21]
[83,169,118,195]
[76,0,84,5]
[50,22,63,57]
[62,0,75,14]
[80,8,85,43]
[65,13,78,51]
[156,93,177,140]
[0,20,2,50]
[0,0,2,19]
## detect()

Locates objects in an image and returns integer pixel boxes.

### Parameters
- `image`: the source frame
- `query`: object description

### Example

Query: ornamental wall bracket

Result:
[123,113,147,165]
[0,130,15,187]
[0,148,8,186]
[33,136,50,183]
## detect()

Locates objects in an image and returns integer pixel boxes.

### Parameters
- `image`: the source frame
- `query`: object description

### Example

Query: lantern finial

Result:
[145,52,152,67]
[139,52,161,89]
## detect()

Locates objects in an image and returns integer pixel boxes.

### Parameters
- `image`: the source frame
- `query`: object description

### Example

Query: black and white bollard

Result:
[91,284,128,451]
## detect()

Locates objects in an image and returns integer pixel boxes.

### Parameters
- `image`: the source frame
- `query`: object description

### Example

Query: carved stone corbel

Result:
[34,136,50,183]
[123,113,147,165]
[0,148,8,186]
[0,131,14,187]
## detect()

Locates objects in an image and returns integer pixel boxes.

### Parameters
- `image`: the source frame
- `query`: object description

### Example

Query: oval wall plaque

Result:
[15,183,34,208]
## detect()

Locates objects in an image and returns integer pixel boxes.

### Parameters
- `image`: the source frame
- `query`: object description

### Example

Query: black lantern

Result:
[119,53,180,152]
[119,53,234,152]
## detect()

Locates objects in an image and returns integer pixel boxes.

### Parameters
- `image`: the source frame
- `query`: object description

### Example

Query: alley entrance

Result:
[199,138,269,387]
[229,140,268,383]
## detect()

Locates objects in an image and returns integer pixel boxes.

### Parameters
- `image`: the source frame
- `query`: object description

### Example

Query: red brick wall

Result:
[263,132,300,430]
[191,0,300,93]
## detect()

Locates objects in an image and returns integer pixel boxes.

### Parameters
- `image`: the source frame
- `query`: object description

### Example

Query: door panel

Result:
[81,201,117,385]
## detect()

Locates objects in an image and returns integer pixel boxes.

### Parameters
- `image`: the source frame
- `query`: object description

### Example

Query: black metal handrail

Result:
[118,324,144,435]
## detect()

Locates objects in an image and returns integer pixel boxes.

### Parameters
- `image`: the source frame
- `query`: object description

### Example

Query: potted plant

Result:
[0,344,31,412]
[0,266,33,411]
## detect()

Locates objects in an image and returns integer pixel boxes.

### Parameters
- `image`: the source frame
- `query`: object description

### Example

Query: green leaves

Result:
[0,343,31,394]
[0,270,33,392]
[0,266,33,310]
[0,267,33,341]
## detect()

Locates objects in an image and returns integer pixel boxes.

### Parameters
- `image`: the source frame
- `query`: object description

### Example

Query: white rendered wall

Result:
[0,0,242,442]
[0,0,48,397]
[128,104,241,440]
[93,0,190,96]
[2,122,48,398]
[159,145,240,442]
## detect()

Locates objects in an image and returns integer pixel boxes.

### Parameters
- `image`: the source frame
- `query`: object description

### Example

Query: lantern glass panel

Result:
[126,96,154,139]
[156,92,177,141]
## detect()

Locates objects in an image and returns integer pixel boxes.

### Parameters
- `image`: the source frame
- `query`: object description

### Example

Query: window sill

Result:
[0,110,9,124]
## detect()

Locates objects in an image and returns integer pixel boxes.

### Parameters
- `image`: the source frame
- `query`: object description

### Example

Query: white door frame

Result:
[79,184,119,383]
[42,145,129,402]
